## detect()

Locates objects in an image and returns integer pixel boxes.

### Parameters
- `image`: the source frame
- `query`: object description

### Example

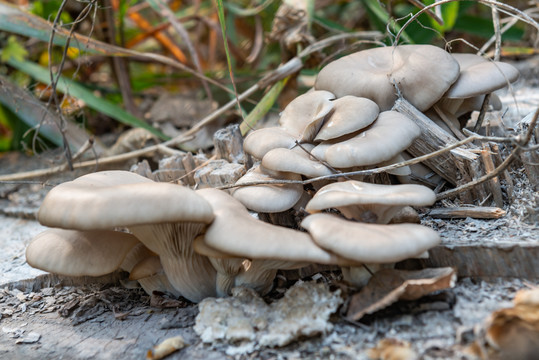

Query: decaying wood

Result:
[154,153,208,185]
[520,139,539,192]
[428,206,506,219]
[490,143,514,201]
[481,144,504,207]
[213,124,250,166]
[2,272,126,293]
[393,99,485,193]
[403,244,539,279]
[194,160,246,189]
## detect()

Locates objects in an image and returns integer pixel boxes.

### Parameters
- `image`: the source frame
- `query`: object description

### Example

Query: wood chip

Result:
[428,206,506,219]
[367,338,417,360]
[147,335,187,360]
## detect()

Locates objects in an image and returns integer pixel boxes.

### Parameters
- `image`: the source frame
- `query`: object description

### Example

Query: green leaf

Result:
[6,58,168,140]
[240,77,288,136]
[361,0,414,44]
[1,35,28,63]
[423,0,459,33]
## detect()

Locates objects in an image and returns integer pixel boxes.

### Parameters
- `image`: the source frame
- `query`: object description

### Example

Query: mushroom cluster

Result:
[26,44,519,302]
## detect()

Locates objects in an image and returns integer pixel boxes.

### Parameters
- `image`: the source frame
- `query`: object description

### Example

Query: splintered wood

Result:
[428,207,506,219]
[136,124,248,189]
[393,98,511,205]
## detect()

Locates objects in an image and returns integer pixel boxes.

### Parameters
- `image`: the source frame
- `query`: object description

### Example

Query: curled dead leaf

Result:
[146,335,187,360]
[467,287,539,360]
[367,338,418,360]
[346,267,456,321]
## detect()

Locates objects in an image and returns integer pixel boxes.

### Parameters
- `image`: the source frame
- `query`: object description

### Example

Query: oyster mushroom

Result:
[320,111,421,169]
[301,213,440,287]
[33,170,217,303]
[278,90,336,142]
[315,44,460,111]
[196,188,358,294]
[232,164,303,213]
[26,228,140,277]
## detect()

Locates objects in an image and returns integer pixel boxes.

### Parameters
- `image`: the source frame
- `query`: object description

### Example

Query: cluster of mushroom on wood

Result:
[26,44,519,303]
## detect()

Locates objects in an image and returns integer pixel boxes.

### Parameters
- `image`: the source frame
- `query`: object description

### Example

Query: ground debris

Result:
[194,281,343,355]
[465,286,539,360]
[146,335,187,360]
[347,267,456,321]
[367,338,418,360]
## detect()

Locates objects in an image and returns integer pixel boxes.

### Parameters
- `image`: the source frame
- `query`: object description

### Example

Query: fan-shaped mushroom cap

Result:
[197,188,356,266]
[243,127,297,160]
[26,229,140,277]
[38,171,214,230]
[301,213,440,263]
[315,96,379,141]
[444,54,520,99]
[261,144,333,178]
[306,180,435,224]
[232,164,303,213]
[129,255,182,297]
[278,90,335,142]
[315,45,460,111]
[322,111,421,169]
[36,170,217,303]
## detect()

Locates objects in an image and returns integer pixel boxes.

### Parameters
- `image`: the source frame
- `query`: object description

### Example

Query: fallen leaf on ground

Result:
[367,338,418,360]
[346,267,456,321]
[467,287,539,360]
[146,335,187,360]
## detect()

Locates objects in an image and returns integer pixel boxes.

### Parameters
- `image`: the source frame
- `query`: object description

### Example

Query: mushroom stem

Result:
[129,222,217,302]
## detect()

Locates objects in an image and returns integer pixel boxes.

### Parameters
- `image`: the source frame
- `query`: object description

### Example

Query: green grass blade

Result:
[361,0,414,44]
[7,58,168,140]
[240,77,289,136]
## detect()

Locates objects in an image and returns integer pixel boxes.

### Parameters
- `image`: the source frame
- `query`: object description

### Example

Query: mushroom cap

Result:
[197,188,358,266]
[444,53,520,99]
[232,164,303,213]
[26,228,140,277]
[278,90,335,142]
[129,255,163,281]
[322,111,421,168]
[301,213,440,263]
[315,96,380,141]
[38,171,214,230]
[306,180,435,224]
[306,180,436,211]
[261,144,333,178]
[243,127,298,160]
[315,45,460,111]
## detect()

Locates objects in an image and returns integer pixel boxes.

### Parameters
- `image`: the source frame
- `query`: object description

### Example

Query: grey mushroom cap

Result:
[315,45,460,111]
[444,53,520,99]
[261,144,333,178]
[315,96,380,141]
[305,180,436,224]
[36,170,218,303]
[278,90,336,142]
[38,171,215,230]
[26,228,140,277]
[301,213,440,263]
[197,188,358,266]
[322,111,421,168]
[243,127,298,160]
[232,164,303,213]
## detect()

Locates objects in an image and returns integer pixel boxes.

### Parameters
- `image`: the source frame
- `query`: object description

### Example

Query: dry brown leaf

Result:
[150,292,190,308]
[346,267,456,321]
[466,287,539,360]
[146,335,187,360]
[367,338,418,360]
